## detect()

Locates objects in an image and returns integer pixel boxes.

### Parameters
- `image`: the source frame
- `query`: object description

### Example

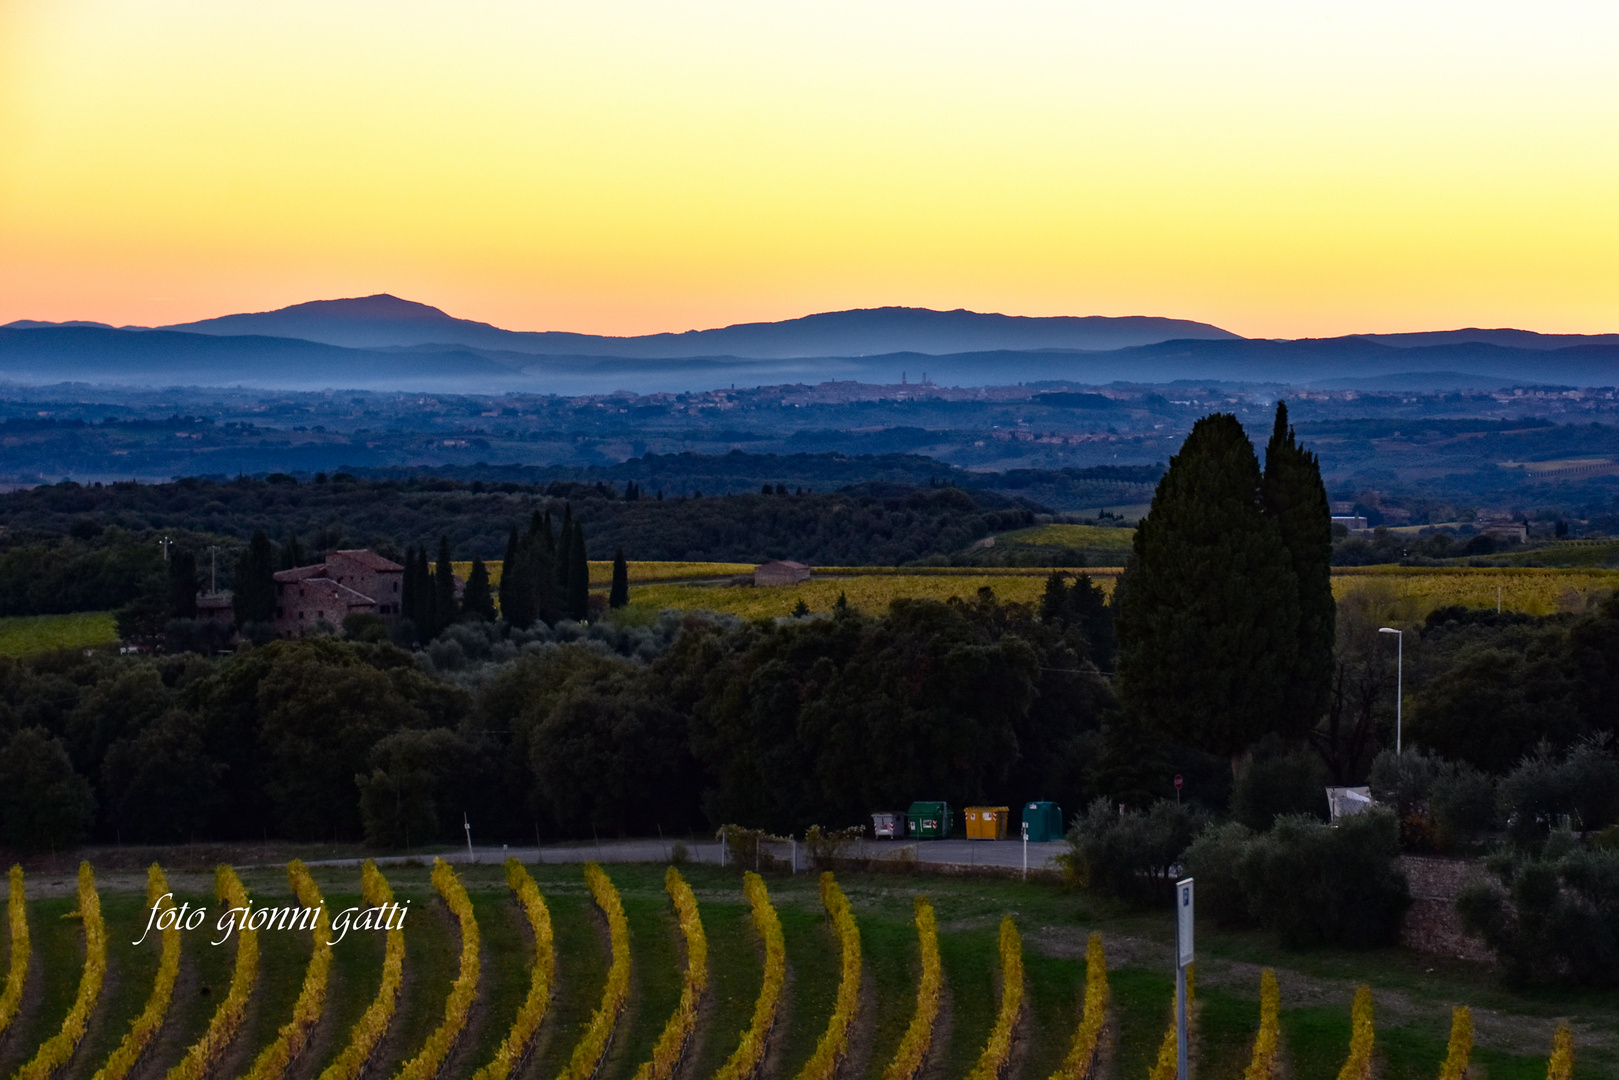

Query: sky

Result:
[2,1,1617,339]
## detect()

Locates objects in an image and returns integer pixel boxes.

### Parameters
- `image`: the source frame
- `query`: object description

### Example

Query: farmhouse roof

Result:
[273,564,327,583]
[329,549,404,571]
[290,578,376,606]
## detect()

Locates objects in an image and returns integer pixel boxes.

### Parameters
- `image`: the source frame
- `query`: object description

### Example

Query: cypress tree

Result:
[464,558,496,621]
[1263,401,1336,736]
[1040,571,1070,624]
[232,530,278,625]
[279,532,305,571]
[417,548,437,638]
[501,542,536,629]
[609,548,629,609]
[433,537,458,632]
[1113,413,1300,770]
[168,549,198,619]
[567,520,589,620]
[401,545,418,626]
[555,504,574,591]
[498,528,525,626]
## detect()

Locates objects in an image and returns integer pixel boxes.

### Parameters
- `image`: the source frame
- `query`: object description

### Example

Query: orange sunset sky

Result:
[2,1,1616,339]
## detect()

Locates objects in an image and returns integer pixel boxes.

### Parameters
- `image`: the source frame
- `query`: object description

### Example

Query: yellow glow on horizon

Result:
[2,1,1617,338]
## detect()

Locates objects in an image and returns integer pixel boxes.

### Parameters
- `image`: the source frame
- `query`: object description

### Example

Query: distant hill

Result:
[5,300,1619,393]
[1355,328,1619,350]
[154,294,1242,356]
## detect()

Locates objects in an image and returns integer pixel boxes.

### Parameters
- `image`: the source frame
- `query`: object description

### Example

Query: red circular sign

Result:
[1174,774,1184,789]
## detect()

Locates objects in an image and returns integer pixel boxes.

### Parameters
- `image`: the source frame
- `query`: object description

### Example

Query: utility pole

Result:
[463,812,474,864]
[207,545,219,595]
[159,535,172,562]
[1379,627,1403,754]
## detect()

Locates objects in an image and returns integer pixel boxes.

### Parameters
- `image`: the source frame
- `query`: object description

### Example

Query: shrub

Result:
[558,864,631,1080]
[1367,747,1498,851]
[165,866,258,1080]
[966,917,1023,1080]
[630,867,705,1080]
[316,862,404,1080]
[1180,822,1254,927]
[394,859,480,1080]
[1498,736,1619,845]
[1146,964,1195,1080]
[16,861,105,1080]
[1546,1025,1573,1080]
[1457,842,1619,985]
[1048,933,1108,1080]
[1067,797,1205,900]
[1437,1007,1473,1080]
[92,865,181,1080]
[0,865,28,1039]
[883,897,941,1080]
[1230,740,1329,830]
[1431,766,1497,847]
[1182,809,1410,948]
[473,859,556,1080]
[1242,969,1280,1080]
[1336,986,1374,1080]
[804,825,864,869]
[713,872,785,1080]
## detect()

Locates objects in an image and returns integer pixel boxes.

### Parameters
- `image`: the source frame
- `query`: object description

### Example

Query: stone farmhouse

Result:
[274,549,404,637]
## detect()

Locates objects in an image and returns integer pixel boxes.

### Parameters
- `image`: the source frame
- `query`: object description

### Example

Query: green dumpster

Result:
[907,801,952,839]
[1022,801,1064,842]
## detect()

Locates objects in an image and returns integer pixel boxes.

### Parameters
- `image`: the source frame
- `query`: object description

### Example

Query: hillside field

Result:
[462,560,1619,623]
[0,610,119,658]
[0,859,1603,1080]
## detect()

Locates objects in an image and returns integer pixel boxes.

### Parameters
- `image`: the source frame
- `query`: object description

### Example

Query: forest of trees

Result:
[0,475,1042,620]
[0,588,1117,852]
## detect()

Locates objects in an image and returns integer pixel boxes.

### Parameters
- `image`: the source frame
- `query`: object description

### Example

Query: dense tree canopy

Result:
[0,589,1116,849]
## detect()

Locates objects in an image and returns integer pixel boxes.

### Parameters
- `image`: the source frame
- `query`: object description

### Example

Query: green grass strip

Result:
[472,858,556,1080]
[165,866,259,1080]
[316,861,404,1080]
[16,861,107,1080]
[630,867,707,1080]
[92,865,182,1080]
[557,864,631,1080]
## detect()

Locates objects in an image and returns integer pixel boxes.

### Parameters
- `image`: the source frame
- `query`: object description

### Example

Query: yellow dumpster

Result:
[964,806,1010,840]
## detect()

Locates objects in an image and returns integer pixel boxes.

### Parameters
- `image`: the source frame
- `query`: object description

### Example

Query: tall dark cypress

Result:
[232,530,277,625]
[1113,413,1300,770]
[498,528,523,625]
[417,547,436,638]
[1263,401,1336,736]
[279,532,306,571]
[169,549,198,619]
[433,536,458,631]
[463,558,496,621]
[567,520,589,620]
[555,504,574,592]
[401,545,418,625]
[608,548,629,609]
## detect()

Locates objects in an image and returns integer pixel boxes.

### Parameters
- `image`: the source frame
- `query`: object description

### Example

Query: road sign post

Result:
[1021,820,1029,880]
[1176,878,1193,1080]
[1174,773,1184,804]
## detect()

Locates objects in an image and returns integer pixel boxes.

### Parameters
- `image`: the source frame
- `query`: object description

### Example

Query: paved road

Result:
[300,836,1070,873]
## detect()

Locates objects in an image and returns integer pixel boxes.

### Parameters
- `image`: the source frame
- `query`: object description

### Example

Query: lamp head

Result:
[1378,627,1400,634]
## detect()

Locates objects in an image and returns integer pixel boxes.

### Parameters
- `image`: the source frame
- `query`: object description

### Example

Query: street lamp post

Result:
[1378,627,1402,754]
